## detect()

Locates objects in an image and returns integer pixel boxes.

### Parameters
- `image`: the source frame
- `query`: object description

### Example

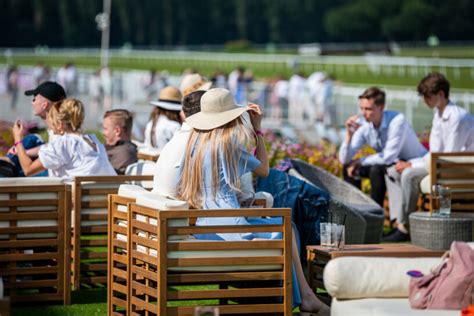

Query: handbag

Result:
[409,241,474,310]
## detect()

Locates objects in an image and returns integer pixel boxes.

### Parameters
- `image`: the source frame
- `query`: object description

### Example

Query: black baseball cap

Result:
[24,81,66,102]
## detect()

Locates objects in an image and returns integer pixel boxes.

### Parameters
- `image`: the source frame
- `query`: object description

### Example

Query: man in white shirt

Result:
[152,90,206,197]
[339,87,427,208]
[384,72,474,241]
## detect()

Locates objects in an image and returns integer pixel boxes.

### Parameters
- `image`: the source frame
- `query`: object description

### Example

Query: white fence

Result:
[0,64,472,136]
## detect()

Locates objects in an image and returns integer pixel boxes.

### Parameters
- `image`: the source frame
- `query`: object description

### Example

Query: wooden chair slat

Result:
[167,271,284,284]
[167,287,284,300]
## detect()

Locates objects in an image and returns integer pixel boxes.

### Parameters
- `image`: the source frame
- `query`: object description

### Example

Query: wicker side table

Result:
[409,212,474,251]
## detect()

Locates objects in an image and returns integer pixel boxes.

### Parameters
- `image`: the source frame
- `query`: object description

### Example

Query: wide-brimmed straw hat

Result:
[150,86,182,111]
[179,73,212,96]
[186,88,247,130]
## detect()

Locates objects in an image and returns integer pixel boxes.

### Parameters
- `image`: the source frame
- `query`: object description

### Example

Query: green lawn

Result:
[2,48,474,90]
[396,45,474,59]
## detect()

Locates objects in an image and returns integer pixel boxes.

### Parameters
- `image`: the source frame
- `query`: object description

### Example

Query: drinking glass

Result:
[439,186,451,216]
[431,184,442,215]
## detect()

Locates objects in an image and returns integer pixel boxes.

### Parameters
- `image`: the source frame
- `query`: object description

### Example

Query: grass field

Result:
[2,46,474,90]
[396,45,474,59]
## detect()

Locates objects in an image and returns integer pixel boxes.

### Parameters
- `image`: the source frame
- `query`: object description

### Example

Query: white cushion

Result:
[420,175,430,194]
[0,220,57,240]
[331,298,459,316]
[0,177,63,186]
[324,257,442,299]
[254,191,274,208]
[135,237,282,272]
[136,192,189,228]
[118,184,148,199]
[136,192,189,211]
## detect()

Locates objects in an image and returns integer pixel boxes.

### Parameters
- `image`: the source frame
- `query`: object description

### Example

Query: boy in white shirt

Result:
[384,72,474,241]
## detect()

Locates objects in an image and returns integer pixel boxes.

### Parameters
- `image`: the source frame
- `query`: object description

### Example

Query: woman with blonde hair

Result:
[12,98,116,179]
[179,88,329,315]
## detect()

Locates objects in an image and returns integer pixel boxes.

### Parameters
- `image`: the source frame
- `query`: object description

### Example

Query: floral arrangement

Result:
[264,129,342,176]
[263,129,377,193]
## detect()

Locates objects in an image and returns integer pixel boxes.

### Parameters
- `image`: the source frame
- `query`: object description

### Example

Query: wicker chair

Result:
[290,159,384,244]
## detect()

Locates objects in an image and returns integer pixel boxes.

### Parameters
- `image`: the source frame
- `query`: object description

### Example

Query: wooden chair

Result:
[137,152,160,162]
[107,194,136,315]
[0,181,71,305]
[0,296,10,316]
[71,175,153,290]
[127,201,293,316]
[107,191,273,316]
[424,152,474,213]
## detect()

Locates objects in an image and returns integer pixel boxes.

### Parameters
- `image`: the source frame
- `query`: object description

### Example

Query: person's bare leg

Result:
[292,230,329,314]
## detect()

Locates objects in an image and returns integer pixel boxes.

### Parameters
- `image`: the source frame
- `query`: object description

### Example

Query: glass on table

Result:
[439,186,451,216]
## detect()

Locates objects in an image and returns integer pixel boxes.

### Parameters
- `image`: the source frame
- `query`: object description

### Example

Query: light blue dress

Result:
[188,145,302,307]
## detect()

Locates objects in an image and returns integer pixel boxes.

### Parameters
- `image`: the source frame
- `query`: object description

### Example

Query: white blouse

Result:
[144,115,181,150]
[39,133,116,180]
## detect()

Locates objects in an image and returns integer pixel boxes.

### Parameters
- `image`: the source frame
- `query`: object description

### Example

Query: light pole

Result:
[96,0,112,68]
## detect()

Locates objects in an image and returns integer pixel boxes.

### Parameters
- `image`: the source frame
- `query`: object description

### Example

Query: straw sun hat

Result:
[179,73,212,96]
[186,88,248,130]
[150,86,182,111]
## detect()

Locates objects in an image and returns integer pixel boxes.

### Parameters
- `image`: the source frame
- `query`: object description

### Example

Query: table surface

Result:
[307,243,445,259]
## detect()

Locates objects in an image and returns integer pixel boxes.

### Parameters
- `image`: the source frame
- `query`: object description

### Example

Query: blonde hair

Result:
[48,98,85,134]
[104,109,133,138]
[178,117,254,208]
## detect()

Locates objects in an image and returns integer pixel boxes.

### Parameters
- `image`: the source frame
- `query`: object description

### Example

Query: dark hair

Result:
[417,72,450,98]
[358,86,385,106]
[149,107,181,147]
[182,90,205,118]
[104,109,133,137]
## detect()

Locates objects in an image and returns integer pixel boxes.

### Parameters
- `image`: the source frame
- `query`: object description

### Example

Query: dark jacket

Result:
[257,168,329,260]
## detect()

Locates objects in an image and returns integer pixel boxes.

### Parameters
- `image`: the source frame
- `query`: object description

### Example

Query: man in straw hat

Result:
[144,86,182,150]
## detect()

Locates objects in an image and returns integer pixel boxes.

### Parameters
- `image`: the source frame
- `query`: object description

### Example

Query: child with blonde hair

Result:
[12,98,116,179]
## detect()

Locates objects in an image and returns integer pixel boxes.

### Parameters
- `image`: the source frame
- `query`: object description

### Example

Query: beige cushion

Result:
[331,298,459,316]
[324,257,441,299]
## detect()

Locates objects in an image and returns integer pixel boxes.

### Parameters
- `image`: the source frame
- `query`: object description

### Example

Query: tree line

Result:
[2,0,474,48]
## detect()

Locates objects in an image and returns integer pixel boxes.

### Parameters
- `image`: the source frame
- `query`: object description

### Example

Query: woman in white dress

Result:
[12,98,116,180]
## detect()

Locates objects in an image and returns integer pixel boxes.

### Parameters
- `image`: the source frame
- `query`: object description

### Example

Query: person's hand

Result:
[12,120,24,143]
[347,159,361,178]
[345,114,361,137]
[395,161,412,174]
[247,103,263,131]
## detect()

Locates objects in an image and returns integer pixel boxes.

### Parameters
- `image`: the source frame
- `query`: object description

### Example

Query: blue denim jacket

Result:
[257,168,329,260]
